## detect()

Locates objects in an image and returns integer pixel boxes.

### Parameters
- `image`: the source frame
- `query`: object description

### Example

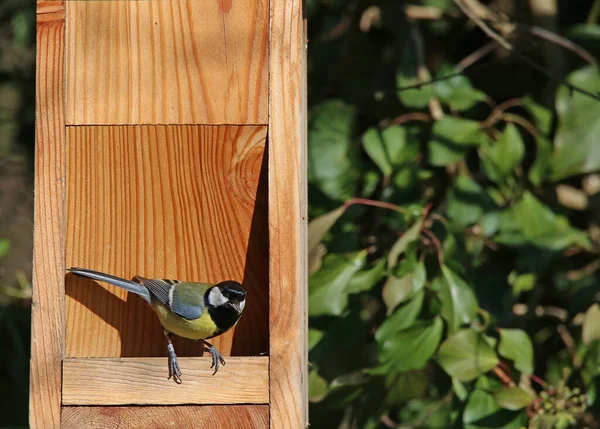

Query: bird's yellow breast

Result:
[150,300,218,340]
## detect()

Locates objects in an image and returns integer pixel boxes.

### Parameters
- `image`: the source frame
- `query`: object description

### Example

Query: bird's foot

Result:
[204,344,226,375]
[167,343,182,384]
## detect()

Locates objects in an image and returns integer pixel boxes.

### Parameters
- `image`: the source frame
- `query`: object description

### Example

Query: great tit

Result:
[67,267,247,384]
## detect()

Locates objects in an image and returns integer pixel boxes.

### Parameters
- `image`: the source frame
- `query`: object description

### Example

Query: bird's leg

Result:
[164,330,182,384]
[202,340,226,375]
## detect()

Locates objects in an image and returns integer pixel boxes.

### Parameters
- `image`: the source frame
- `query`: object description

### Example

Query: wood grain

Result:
[29,6,65,428]
[268,0,308,428]
[62,405,269,429]
[65,0,268,125]
[62,357,269,405]
[65,125,269,359]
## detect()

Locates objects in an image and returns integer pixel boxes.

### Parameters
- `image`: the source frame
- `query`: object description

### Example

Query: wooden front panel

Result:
[62,357,269,405]
[62,405,269,429]
[65,0,268,125]
[65,125,269,358]
[30,3,66,427]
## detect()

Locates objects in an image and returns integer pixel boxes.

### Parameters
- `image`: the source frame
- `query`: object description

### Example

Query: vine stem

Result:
[493,365,516,387]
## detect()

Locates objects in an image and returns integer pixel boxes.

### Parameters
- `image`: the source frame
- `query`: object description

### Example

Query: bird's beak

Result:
[231,302,242,313]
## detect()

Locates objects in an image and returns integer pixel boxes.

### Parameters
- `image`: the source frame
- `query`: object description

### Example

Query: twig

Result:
[457,41,498,71]
[519,24,598,67]
[500,113,539,138]
[454,0,513,51]
[421,229,444,265]
[557,324,582,368]
[493,365,516,387]
[380,112,431,128]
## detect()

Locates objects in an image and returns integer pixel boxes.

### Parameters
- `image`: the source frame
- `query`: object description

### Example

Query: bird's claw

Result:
[167,343,182,384]
[205,345,226,375]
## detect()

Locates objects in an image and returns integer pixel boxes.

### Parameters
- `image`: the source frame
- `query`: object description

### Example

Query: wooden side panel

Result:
[268,0,308,428]
[65,0,268,125]
[65,125,269,359]
[29,3,65,428]
[62,357,269,405]
[62,405,269,429]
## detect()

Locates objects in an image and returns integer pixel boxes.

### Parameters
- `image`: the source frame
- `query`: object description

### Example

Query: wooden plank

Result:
[268,0,308,428]
[65,0,268,125]
[29,4,65,428]
[62,357,269,405]
[65,125,269,359]
[62,405,269,429]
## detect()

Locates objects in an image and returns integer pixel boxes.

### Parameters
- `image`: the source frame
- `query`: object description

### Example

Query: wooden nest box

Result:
[31,1,307,427]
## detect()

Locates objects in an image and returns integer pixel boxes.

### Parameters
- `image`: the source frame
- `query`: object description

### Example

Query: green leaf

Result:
[528,136,553,186]
[382,274,415,313]
[480,124,524,183]
[437,329,499,381]
[363,128,393,177]
[308,328,324,351]
[413,260,427,292]
[583,304,600,344]
[346,259,386,294]
[379,316,444,373]
[308,368,329,402]
[498,329,534,375]
[433,65,487,111]
[439,266,479,333]
[396,37,433,109]
[463,390,501,425]
[0,239,10,259]
[308,100,360,200]
[447,175,487,227]
[492,387,534,410]
[496,191,590,250]
[376,290,425,343]
[308,250,367,316]
[508,272,536,295]
[308,206,346,274]
[387,217,423,268]
[522,96,553,135]
[428,117,488,166]
[552,66,600,180]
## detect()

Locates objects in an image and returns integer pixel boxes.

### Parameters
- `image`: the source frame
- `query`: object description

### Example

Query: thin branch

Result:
[493,365,516,387]
[519,24,598,67]
[454,0,513,51]
[557,324,582,368]
[457,40,498,71]
[500,113,539,138]
[421,229,444,265]
[379,112,431,128]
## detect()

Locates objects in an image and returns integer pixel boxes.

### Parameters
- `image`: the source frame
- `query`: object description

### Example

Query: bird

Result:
[66,267,247,384]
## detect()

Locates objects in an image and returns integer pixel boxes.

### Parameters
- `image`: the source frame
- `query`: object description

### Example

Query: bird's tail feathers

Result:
[67,267,151,303]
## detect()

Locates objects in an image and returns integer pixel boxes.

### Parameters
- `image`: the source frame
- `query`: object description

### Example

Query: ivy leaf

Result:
[309,250,367,316]
[528,136,553,186]
[437,329,499,381]
[308,100,360,200]
[308,206,346,274]
[428,117,488,166]
[480,124,524,183]
[412,260,427,292]
[379,316,444,373]
[439,266,479,333]
[382,274,415,314]
[346,259,386,294]
[308,368,329,402]
[387,217,423,268]
[463,390,523,429]
[396,37,433,108]
[493,387,535,410]
[552,66,600,180]
[447,175,487,227]
[376,290,425,344]
[498,329,534,375]
[433,65,487,111]
[363,127,393,177]
[583,304,600,344]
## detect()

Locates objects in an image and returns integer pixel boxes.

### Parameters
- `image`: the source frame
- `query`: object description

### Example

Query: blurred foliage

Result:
[307,1,600,428]
[0,0,35,428]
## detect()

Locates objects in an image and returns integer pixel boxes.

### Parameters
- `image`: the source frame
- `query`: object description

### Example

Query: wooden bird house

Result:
[31,1,307,427]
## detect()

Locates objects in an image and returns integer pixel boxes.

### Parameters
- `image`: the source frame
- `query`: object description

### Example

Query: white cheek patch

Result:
[208,287,228,307]
[239,299,246,312]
